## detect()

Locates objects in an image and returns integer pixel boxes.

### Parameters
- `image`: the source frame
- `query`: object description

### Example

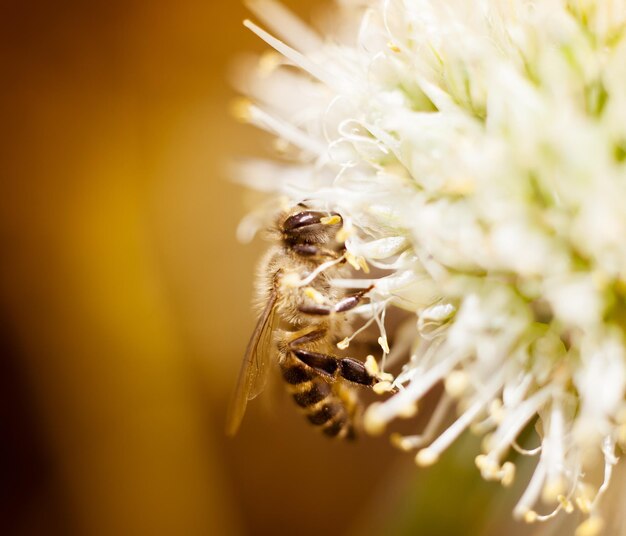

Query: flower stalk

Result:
[235,0,626,530]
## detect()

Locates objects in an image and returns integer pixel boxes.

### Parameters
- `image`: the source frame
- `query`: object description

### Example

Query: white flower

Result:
[235,0,626,531]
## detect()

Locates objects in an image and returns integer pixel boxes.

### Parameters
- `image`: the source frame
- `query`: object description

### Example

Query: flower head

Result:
[235,0,626,530]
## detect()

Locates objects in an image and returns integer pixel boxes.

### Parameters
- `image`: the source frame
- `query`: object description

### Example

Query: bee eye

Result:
[283,211,325,232]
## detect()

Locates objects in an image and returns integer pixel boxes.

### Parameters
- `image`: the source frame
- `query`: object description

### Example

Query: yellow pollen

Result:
[230,97,252,122]
[475,455,500,480]
[558,495,574,514]
[358,256,370,273]
[337,337,350,350]
[397,401,418,419]
[475,454,487,470]
[500,461,515,487]
[321,215,342,226]
[416,448,439,466]
[390,433,412,451]
[542,477,566,504]
[373,381,394,394]
[575,517,604,536]
[379,371,394,383]
[488,399,505,424]
[481,433,494,453]
[444,370,468,397]
[363,403,386,435]
[387,41,401,53]
[258,50,281,76]
[524,510,538,524]
[304,287,325,304]
[335,226,352,243]
[365,355,379,375]
[345,251,361,271]
[576,497,592,514]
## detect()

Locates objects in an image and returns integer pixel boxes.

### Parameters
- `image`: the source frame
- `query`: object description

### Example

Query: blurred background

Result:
[0,1,603,535]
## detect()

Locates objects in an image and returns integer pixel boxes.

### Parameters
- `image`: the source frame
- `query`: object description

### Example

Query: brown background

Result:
[0,1,593,535]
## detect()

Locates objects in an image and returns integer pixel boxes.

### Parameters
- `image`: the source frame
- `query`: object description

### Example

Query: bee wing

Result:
[225,290,278,436]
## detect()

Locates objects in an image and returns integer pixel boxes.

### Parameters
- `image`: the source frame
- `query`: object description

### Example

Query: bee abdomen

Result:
[281,361,356,439]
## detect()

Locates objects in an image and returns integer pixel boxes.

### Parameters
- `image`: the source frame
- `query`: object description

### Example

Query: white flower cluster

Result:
[235,0,626,532]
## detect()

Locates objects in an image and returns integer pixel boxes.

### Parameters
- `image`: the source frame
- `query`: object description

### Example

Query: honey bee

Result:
[226,205,383,439]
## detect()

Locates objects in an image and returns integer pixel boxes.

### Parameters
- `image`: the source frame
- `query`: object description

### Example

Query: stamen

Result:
[514,452,548,519]
[246,103,326,155]
[337,337,350,350]
[444,370,469,398]
[365,355,379,376]
[488,388,553,462]
[345,251,365,271]
[392,394,454,452]
[296,256,345,287]
[335,298,390,350]
[416,378,502,465]
[542,400,566,503]
[589,435,618,511]
[512,439,542,456]
[378,335,390,354]
[365,345,465,428]
[502,372,533,407]
[243,20,345,90]
[245,0,322,53]
[230,97,253,122]
[416,447,439,466]
[330,278,379,289]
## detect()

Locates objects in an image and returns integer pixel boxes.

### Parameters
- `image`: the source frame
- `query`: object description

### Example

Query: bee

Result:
[226,205,383,439]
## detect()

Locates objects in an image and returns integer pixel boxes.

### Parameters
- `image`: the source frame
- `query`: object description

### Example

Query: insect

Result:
[226,206,384,439]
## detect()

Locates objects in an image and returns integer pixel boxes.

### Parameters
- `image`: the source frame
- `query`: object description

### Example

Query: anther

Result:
[363,403,386,435]
[391,433,413,451]
[575,517,604,536]
[230,97,252,122]
[337,337,350,350]
[397,401,418,418]
[444,370,469,398]
[500,462,516,487]
[373,381,394,394]
[416,448,438,466]
[524,510,538,524]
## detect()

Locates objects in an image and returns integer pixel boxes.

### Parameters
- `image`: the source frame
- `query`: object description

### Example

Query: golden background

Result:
[0,1,593,535]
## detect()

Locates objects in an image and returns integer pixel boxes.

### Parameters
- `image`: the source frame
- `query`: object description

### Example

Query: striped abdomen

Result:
[281,354,358,439]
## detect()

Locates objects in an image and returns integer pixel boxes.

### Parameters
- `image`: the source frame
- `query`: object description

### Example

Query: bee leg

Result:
[292,349,378,387]
[287,328,327,348]
[299,285,374,315]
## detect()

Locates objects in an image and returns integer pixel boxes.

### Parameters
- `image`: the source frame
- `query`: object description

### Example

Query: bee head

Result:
[280,209,342,247]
